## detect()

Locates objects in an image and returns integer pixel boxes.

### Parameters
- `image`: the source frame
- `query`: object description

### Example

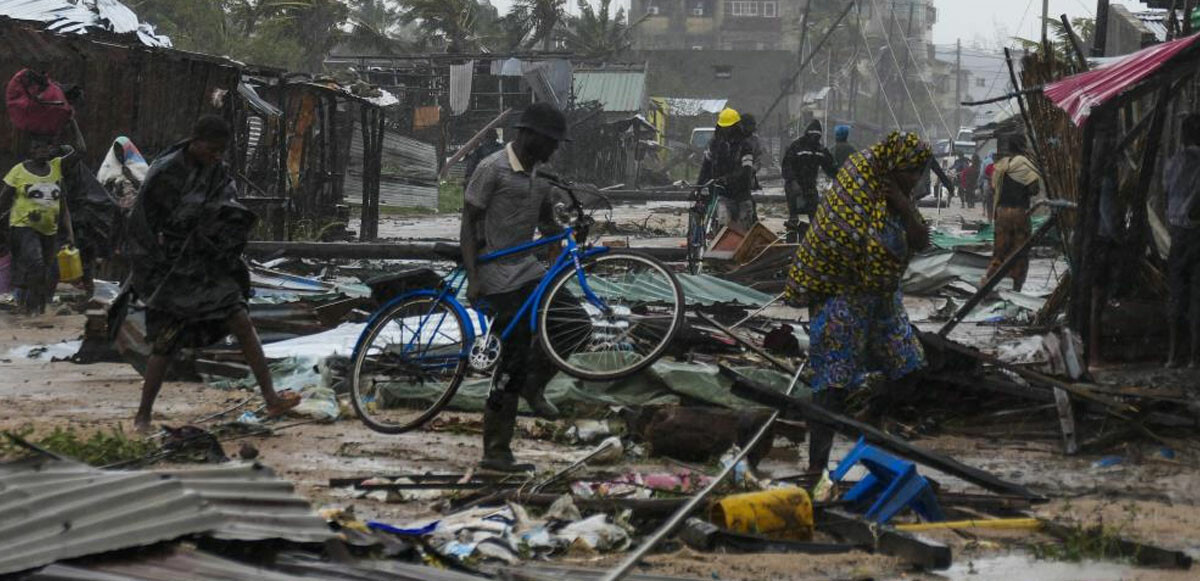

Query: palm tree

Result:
[511,0,567,50]
[400,0,484,52]
[563,0,642,60]
[347,0,407,54]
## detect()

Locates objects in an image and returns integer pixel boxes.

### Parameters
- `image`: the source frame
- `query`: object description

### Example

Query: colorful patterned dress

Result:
[785,132,931,392]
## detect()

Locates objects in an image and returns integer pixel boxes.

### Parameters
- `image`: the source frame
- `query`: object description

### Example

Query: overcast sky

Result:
[489,0,1152,49]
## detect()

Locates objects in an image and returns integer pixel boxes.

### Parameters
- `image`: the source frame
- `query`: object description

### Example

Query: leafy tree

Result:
[563,0,642,60]
[1013,17,1095,66]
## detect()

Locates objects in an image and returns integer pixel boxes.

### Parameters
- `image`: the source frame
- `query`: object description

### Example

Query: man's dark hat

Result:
[514,102,571,142]
[805,119,823,135]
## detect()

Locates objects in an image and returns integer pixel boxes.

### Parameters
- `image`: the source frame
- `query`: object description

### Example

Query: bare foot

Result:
[1165,359,1183,369]
[133,419,154,435]
[264,391,302,418]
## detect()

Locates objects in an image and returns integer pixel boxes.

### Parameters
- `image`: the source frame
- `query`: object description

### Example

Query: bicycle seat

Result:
[432,242,463,263]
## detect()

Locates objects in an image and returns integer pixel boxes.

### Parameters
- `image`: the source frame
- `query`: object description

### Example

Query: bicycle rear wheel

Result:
[538,250,685,381]
[349,294,471,434]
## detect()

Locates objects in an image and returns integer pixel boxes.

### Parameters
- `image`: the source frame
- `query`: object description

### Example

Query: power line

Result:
[858,14,902,130]
[868,0,927,135]
[876,0,954,137]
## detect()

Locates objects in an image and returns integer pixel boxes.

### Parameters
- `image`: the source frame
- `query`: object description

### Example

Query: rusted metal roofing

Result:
[0,457,335,575]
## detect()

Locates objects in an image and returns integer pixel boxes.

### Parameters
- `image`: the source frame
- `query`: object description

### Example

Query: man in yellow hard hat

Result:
[699,107,757,232]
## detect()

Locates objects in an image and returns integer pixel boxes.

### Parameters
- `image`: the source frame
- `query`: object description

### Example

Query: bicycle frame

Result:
[402,226,612,359]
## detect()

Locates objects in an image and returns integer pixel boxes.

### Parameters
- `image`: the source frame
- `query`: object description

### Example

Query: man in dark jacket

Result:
[699,108,757,233]
[782,120,837,236]
[125,115,299,432]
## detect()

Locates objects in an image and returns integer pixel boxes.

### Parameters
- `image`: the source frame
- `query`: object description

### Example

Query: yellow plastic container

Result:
[710,487,814,540]
[57,245,83,283]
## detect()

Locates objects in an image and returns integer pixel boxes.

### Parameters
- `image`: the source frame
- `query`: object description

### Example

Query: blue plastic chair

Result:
[830,437,946,524]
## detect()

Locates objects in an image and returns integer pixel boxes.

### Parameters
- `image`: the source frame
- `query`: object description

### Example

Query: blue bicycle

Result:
[349,180,686,434]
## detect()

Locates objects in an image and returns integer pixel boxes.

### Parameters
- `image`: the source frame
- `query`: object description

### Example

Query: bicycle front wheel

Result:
[349,295,471,434]
[538,250,685,381]
[686,207,706,275]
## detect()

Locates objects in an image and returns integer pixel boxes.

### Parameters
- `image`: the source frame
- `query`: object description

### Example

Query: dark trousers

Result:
[807,387,848,473]
[1168,226,1200,358]
[483,282,587,408]
[9,226,58,312]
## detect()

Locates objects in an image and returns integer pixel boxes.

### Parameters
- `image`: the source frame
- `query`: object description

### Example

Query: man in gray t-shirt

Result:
[461,103,579,472]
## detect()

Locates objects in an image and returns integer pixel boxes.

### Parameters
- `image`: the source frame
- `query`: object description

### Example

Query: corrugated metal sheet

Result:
[0,458,335,575]
[573,70,647,113]
[1134,9,1175,43]
[29,547,491,581]
[0,0,169,45]
[346,124,438,209]
[1045,33,1200,126]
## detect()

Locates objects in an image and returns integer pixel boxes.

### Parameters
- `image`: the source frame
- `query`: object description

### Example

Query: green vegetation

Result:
[439,181,465,214]
[1,425,155,466]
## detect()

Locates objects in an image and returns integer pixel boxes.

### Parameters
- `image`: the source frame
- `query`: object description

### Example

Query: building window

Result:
[646,0,662,15]
[692,45,705,50]
[728,1,758,17]
[692,1,706,16]
[714,65,733,79]
[976,77,986,88]
[763,1,777,17]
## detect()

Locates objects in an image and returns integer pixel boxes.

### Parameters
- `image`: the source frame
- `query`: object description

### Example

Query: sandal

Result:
[265,391,302,418]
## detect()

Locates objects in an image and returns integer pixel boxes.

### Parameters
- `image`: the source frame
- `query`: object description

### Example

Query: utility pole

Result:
[793,0,814,129]
[1093,0,1110,57]
[1042,0,1050,47]
[954,38,962,133]
[885,8,899,128]
[901,1,916,131]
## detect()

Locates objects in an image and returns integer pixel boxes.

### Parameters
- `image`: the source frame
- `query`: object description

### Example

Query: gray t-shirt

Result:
[464,145,560,295]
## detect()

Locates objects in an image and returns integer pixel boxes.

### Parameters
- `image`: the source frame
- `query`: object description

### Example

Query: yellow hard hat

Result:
[717,107,741,128]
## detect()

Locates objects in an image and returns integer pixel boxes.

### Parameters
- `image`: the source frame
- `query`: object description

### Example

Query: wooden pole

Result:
[1061,14,1090,70]
[438,108,514,181]
[763,1,856,123]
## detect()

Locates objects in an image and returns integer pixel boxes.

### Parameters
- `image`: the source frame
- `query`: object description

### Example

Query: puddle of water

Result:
[943,554,1134,581]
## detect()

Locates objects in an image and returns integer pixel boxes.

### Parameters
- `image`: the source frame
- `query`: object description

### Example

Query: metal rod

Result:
[598,362,806,581]
[937,210,1059,337]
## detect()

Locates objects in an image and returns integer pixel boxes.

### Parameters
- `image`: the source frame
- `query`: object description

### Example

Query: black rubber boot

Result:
[479,391,535,473]
[520,379,560,420]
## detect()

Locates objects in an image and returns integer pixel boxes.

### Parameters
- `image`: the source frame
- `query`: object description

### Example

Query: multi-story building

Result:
[631,0,804,51]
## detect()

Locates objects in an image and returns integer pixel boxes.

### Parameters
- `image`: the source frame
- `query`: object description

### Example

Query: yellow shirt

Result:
[4,158,63,236]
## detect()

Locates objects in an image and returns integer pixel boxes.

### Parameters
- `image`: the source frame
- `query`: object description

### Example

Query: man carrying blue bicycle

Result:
[460,103,580,473]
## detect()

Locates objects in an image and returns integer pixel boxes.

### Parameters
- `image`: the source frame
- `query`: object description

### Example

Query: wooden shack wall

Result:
[0,20,239,172]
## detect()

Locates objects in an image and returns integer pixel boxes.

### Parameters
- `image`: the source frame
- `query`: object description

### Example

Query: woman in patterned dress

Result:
[785,131,933,474]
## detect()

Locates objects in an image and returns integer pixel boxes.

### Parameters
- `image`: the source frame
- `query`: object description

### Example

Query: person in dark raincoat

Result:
[124,115,299,433]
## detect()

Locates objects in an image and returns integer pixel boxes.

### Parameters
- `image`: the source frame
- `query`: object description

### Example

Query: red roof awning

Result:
[1044,34,1200,126]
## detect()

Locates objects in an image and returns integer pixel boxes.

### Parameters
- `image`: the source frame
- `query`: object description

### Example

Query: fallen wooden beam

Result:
[817,508,952,570]
[245,241,688,262]
[600,190,786,204]
[721,366,1045,500]
[920,331,1137,418]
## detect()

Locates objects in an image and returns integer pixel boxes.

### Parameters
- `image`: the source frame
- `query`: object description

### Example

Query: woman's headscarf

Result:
[97,136,149,209]
[786,131,932,298]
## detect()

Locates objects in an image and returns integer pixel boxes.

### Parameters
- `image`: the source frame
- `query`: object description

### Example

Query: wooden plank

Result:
[721,366,1045,500]
[817,508,952,570]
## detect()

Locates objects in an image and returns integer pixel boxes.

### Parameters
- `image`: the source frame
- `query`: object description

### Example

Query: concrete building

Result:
[631,0,805,51]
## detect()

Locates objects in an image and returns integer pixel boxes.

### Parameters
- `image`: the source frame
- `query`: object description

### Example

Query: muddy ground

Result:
[3,199,1199,580]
